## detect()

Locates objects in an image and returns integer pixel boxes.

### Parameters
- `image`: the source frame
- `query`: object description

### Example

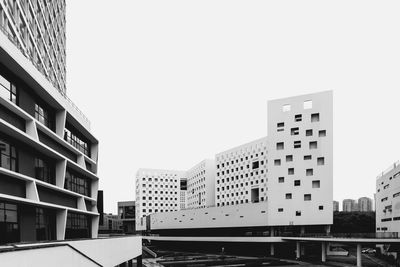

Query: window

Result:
[288,168,294,175]
[65,169,91,196]
[304,100,312,109]
[286,193,292,199]
[286,155,293,162]
[277,122,284,132]
[35,103,54,130]
[278,177,285,183]
[66,212,90,239]
[283,104,291,112]
[0,138,17,171]
[276,142,284,150]
[274,159,281,166]
[306,129,313,136]
[0,73,17,104]
[319,130,326,137]
[35,157,55,184]
[36,207,55,241]
[306,168,313,176]
[304,194,311,201]
[319,205,324,210]
[295,114,302,122]
[278,208,284,212]
[393,192,400,198]
[294,180,300,186]
[311,113,320,122]
[296,211,301,216]
[294,141,301,148]
[291,127,299,135]
[304,155,312,160]
[309,141,317,149]
[0,202,19,243]
[64,125,91,157]
[312,180,320,188]
[252,161,259,169]
[317,157,325,165]
[381,197,388,202]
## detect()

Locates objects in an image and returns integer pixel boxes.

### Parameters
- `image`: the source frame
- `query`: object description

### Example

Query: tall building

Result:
[0,0,67,93]
[342,199,356,212]
[358,197,373,212]
[267,91,333,226]
[118,201,135,233]
[0,0,99,244]
[333,200,339,212]
[376,161,400,235]
[215,137,268,207]
[186,159,215,209]
[135,169,186,229]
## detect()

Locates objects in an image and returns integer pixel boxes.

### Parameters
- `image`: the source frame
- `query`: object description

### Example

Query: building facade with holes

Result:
[186,159,215,209]
[0,0,99,245]
[376,161,400,236]
[0,0,67,93]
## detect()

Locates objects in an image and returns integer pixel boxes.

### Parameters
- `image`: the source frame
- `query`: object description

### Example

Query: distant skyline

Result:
[65,1,400,213]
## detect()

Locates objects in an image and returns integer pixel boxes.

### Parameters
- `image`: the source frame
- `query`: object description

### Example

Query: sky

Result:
[65,1,400,214]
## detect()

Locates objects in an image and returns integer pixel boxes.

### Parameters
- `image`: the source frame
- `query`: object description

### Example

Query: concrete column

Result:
[296,242,301,259]
[136,255,142,267]
[270,244,275,256]
[321,242,326,262]
[357,244,362,267]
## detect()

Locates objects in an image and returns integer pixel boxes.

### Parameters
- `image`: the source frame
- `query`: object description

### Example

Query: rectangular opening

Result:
[251,188,260,203]
[288,168,294,175]
[306,129,313,136]
[276,142,284,150]
[278,177,285,183]
[296,211,301,216]
[295,114,302,122]
[317,157,325,165]
[252,161,259,169]
[285,193,292,199]
[309,141,317,149]
[294,141,301,149]
[286,155,293,162]
[283,104,291,112]
[311,113,320,122]
[304,194,311,201]
[312,180,320,188]
[319,130,326,137]
[319,205,324,210]
[304,155,312,160]
[277,122,284,132]
[294,180,300,186]
[278,208,284,212]
[304,100,312,109]
[274,159,281,166]
[306,168,313,176]
[291,127,299,135]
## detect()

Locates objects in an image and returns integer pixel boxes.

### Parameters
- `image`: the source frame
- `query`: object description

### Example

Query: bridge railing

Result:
[281,232,399,239]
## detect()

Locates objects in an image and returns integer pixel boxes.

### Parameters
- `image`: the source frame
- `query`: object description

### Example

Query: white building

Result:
[358,197,373,212]
[267,90,333,227]
[135,168,186,230]
[376,161,400,236]
[215,137,268,207]
[187,159,216,209]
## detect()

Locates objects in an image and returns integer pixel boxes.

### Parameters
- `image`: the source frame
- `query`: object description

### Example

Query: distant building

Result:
[99,214,122,233]
[333,201,339,212]
[358,197,373,212]
[343,199,357,212]
[118,201,135,233]
[187,159,216,209]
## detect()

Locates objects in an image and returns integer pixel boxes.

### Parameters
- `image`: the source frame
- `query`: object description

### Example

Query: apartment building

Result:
[0,1,99,244]
[333,200,339,212]
[0,0,67,93]
[343,199,358,212]
[135,169,186,229]
[118,201,135,233]
[267,91,333,226]
[358,197,373,212]
[376,161,400,235]
[215,137,268,207]
[186,159,216,209]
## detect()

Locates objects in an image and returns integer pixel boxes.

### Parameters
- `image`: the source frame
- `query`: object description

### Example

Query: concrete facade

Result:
[186,159,215,209]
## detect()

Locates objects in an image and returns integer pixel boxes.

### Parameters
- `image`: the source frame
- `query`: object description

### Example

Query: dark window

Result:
[252,161,259,169]
[0,74,17,104]
[311,113,320,122]
[278,177,284,183]
[35,157,55,184]
[304,194,311,201]
[291,127,299,135]
[35,103,54,130]
[319,130,326,137]
[294,180,301,186]
[286,193,292,199]
[306,129,313,136]
[295,114,302,122]
[294,141,301,148]
[64,169,91,197]
[36,208,56,241]
[0,202,19,244]
[296,211,301,216]
[65,212,91,239]
[0,138,18,172]
[286,155,293,162]
[64,126,90,157]
[278,208,284,212]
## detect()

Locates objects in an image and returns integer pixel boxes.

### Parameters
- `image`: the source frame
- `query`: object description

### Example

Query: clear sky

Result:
[66,1,400,213]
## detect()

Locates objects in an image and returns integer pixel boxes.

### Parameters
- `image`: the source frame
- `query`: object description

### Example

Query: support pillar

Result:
[357,244,362,267]
[270,244,275,256]
[137,255,142,267]
[321,242,326,262]
[296,242,301,259]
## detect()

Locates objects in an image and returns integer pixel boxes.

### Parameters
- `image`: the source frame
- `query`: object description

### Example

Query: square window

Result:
[276,142,284,150]
[319,205,324,210]
[278,208,284,212]
[288,168,294,175]
[311,113,320,122]
[304,194,311,201]
[312,180,320,188]
[291,127,299,135]
[306,168,313,176]
[278,177,285,183]
[294,180,300,186]
[296,211,301,216]
[294,141,301,149]
[286,193,292,199]
[306,129,313,136]
[286,155,293,162]
[319,130,326,137]
[304,155,312,160]
[309,141,317,149]
[295,114,302,122]
[283,104,291,112]
[317,157,325,165]
[304,100,312,109]
[274,159,281,166]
